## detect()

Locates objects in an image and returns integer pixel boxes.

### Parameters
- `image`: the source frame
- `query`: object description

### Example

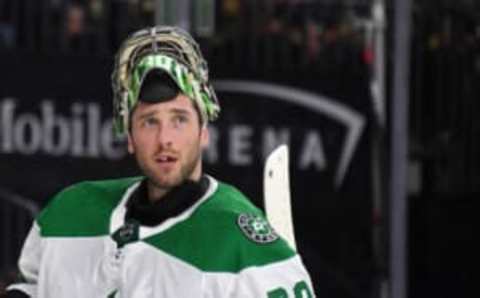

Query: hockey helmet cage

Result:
[112,26,220,135]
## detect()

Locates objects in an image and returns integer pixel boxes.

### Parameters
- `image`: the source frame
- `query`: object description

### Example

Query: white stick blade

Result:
[264,145,296,250]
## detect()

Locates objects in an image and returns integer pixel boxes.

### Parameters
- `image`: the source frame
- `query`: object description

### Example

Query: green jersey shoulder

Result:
[37,177,142,237]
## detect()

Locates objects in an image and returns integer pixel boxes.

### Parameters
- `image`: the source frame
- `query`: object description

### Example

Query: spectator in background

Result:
[305,19,322,63]
[0,1,16,49]
[67,3,86,36]
[138,0,155,26]
[0,23,15,49]
[88,0,104,22]
[63,2,93,52]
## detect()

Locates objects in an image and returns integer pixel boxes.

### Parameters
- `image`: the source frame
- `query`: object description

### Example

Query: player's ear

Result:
[127,133,135,154]
[200,125,209,149]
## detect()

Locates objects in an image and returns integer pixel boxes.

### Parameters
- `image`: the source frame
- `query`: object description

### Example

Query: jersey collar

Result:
[109,175,218,240]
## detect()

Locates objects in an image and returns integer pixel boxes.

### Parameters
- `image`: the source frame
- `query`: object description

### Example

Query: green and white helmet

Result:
[112,26,220,135]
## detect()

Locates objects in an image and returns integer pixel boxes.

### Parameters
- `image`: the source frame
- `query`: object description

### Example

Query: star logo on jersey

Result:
[237,213,278,244]
[111,219,139,248]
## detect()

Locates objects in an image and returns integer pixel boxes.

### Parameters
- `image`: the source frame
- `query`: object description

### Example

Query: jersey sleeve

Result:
[6,221,42,297]
[229,255,316,298]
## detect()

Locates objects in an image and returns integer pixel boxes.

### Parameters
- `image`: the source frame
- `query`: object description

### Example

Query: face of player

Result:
[128,93,209,200]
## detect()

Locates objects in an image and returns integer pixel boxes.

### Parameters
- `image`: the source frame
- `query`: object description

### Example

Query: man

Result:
[7,26,315,297]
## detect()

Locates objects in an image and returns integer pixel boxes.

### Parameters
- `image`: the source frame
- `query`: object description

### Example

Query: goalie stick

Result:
[263,144,297,251]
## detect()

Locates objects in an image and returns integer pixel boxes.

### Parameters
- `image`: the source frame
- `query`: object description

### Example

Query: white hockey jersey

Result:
[8,176,315,297]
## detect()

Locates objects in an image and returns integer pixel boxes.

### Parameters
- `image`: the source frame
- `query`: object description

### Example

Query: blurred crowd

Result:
[0,0,373,73]
[209,0,371,71]
[0,0,155,53]
[1,0,479,72]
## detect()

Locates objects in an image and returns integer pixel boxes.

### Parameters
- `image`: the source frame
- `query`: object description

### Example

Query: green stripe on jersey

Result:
[38,177,142,237]
[144,182,295,272]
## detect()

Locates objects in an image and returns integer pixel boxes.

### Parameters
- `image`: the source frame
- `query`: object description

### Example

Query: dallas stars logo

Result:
[237,213,278,244]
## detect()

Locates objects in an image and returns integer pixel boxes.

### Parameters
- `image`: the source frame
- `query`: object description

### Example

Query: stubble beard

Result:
[139,143,202,195]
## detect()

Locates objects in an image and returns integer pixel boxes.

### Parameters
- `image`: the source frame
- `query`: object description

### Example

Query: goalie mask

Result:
[112,26,220,135]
